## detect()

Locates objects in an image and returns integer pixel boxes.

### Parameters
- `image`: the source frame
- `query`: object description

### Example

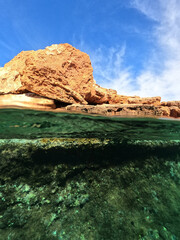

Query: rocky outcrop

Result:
[0,43,163,106]
[161,101,180,118]
[0,43,179,118]
[0,44,119,105]
[0,44,93,104]
[127,96,161,105]
[169,107,180,118]
[161,101,180,107]
[64,104,174,117]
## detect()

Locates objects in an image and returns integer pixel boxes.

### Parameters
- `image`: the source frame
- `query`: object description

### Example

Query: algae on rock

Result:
[0,138,180,240]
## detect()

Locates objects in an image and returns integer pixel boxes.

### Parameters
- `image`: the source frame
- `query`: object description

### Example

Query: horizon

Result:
[0,0,180,101]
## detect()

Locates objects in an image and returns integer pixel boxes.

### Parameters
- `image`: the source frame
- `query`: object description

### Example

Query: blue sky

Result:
[0,0,180,100]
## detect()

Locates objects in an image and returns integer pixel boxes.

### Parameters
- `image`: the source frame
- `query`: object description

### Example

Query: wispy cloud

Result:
[90,45,135,94]
[89,0,180,101]
[0,39,14,53]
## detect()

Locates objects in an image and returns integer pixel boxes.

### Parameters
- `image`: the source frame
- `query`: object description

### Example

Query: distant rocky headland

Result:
[0,43,179,118]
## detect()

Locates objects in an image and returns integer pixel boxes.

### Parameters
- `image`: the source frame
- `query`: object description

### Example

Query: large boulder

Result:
[0,43,167,108]
[0,44,115,104]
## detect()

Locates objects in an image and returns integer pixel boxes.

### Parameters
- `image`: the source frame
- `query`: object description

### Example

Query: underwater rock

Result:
[0,109,180,239]
[0,137,180,239]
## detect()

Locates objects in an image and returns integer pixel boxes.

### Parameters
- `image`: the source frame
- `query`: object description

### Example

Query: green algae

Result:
[0,137,180,239]
[0,109,180,239]
[0,155,179,239]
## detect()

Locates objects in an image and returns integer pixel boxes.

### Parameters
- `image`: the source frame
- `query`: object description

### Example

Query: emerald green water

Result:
[0,108,180,240]
[0,108,180,140]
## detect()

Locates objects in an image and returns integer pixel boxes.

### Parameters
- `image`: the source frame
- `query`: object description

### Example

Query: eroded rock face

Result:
[0,43,162,106]
[0,44,102,104]
[65,104,166,117]
[0,67,23,94]
[62,103,179,118]
[0,43,179,118]
[170,107,180,118]
[0,44,133,105]
[127,96,161,105]
[161,101,180,108]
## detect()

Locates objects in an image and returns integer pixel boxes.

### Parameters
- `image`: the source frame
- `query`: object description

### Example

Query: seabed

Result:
[0,109,180,240]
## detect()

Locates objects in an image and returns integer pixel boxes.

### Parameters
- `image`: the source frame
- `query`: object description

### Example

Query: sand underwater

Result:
[0,108,180,240]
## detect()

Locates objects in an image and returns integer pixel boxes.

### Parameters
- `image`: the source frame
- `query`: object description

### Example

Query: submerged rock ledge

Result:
[0,138,179,168]
[0,43,179,118]
[1,138,180,182]
[0,137,180,239]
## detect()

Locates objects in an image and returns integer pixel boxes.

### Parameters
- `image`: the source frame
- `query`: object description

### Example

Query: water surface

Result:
[0,108,180,240]
[0,108,180,140]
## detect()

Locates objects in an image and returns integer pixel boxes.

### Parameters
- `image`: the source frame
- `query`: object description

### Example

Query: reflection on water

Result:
[0,108,180,140]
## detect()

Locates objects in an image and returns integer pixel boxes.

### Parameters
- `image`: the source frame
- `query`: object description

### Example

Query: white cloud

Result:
[89,45,135,95]
[90,0,180,101]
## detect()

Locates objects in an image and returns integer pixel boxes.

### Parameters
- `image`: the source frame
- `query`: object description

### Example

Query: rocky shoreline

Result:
[0,93,180,119]
[0,43,179,118]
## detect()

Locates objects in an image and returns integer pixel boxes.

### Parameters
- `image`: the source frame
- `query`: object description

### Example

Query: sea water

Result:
[0,108,180,140]
[0,109,179,240]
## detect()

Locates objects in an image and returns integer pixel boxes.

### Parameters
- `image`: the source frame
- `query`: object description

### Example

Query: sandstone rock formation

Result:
[161,101,180,118]
[127,96,161,105]
[0,43,179,118]
[64,103,179,118]
[0,43,119,105]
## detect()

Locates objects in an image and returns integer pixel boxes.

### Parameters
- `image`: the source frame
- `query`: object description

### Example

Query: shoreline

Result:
[1,104,180,121]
